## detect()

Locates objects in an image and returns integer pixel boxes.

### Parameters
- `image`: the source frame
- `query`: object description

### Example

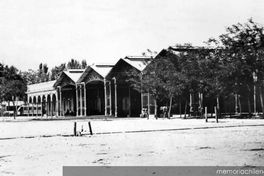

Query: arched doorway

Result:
[61,85,76,116]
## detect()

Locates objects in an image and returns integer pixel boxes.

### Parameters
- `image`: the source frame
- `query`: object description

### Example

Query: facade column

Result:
[104,78,107,116]
[56,89,59,116]
[189,93,193,115]
[114,77,117,117]
[51,94,53,116]
[56,93,58,117]
[76,84,79,116]
[83,82,87,117]
[47,96,50,116]
[32,96,35,116]
[80,84,83,116]
[30,96,33,116]
[109,81,112,116]
[46,95,48,116]
[148,92,150,115]
[59,86,62,116]
[41,96,43,117]
[48,94,51,116]
[45,95,48,116]
[27,96,29,117]
[140,73,143,114]
[46,94,49,116]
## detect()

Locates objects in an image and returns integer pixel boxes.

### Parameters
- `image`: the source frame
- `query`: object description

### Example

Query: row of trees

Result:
[127,19,264,118]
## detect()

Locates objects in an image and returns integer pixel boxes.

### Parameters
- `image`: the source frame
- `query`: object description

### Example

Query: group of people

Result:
[140,106,169,119]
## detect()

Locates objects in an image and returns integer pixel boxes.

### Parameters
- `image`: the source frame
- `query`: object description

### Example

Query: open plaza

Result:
[0,117,264,175]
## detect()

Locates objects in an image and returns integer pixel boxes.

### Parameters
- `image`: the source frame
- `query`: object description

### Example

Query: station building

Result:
[26,56,152,117]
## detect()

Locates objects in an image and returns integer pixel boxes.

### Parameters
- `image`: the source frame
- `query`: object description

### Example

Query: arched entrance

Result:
[61,85,76,116]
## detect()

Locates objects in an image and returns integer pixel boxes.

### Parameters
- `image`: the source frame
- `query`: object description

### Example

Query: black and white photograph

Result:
[0,0,264,175]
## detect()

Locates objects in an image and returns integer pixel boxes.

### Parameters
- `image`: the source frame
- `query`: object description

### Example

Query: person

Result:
[160,106,168,118]
[140,108,149,119]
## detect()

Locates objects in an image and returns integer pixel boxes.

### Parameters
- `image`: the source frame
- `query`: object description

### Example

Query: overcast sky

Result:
[0,0,264,71]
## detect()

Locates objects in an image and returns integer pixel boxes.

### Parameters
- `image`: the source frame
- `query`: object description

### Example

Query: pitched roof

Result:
[53,69,84,87]
[123,56,152,71]
[91,64,113,78]
[27,80,56,93]
[63,69,85,82]
[77,64,113,83]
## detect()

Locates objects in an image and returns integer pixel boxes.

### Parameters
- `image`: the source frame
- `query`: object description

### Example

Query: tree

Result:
[21,69,39,85]
[171,45,210,117]
[0,65,27,118]
[139,53,186,118]
[38,63,49,82]
[67,59,82,69]
[81,60,87,69]
[201,46,230,120]
[142,58,167,117]
[50,63,66,80]
[217,19,264,116]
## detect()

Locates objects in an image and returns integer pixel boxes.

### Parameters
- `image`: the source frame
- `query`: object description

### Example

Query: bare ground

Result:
[0,118,264,176]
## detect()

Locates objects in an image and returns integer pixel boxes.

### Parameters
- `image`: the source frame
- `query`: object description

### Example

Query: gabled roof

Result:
[105,56,152,80]
[77,64,113,83]
[123,56,152,71]
[91,65,113,78]
[63,69,84,82]
[54,69,84,87]
[27,80,56,94]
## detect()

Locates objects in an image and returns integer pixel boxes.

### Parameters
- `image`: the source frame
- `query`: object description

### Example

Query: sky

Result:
[0,0,264,71]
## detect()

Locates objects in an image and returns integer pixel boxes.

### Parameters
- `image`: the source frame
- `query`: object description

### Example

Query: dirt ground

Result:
[0,118,264,176]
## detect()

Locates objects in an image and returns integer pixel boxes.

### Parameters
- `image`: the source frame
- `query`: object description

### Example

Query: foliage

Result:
[38,63,50,83]
[66,59,87,69]
[0,64,27,102]
[21,69,39,85]
[50,63,66,80]
[218,19,264,94]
